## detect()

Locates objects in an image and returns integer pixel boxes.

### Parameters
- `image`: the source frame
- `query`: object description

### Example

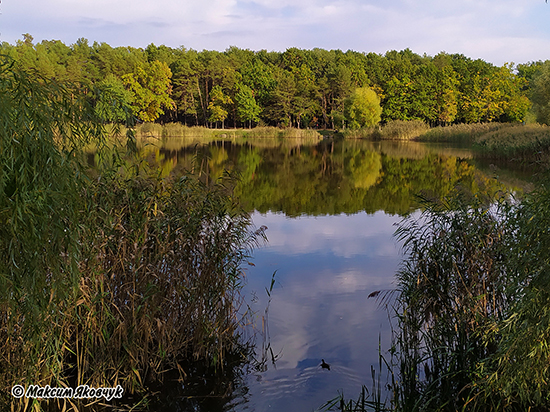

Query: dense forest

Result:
[2,34,550,129]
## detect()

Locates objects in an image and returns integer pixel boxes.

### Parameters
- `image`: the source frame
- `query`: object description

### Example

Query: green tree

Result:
[268,69,297,127]
[292,63,320,128]
[344,87,382,129]
[235,83,261,128]
[94,74,133,123]
[239,58,276,110]
[122,60,175,122]
[529,61,550,124]
[207,85,232,128]
[327,63,353,128]
[170,49,201,125]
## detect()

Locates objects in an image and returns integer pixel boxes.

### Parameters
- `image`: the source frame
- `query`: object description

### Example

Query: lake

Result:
[142,136,529,411]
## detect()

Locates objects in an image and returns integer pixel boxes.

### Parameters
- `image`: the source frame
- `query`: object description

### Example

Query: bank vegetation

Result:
[0,60,263,411]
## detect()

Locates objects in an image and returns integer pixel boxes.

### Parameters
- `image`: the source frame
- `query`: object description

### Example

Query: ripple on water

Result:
[247,362,365,405]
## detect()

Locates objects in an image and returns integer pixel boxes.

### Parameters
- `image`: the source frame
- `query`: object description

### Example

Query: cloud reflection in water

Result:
[241,211,402,411]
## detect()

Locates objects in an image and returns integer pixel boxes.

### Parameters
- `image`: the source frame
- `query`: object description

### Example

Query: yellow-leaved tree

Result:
[344,87,382,129]
[122,60,175,122]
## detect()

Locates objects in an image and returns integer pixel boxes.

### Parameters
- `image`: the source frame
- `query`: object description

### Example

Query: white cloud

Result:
[3,0,550,63]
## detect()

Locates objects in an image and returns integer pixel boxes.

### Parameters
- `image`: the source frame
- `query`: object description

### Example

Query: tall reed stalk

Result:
[391,186,550,411]
[393,193,511,410]
[0,59,263,411]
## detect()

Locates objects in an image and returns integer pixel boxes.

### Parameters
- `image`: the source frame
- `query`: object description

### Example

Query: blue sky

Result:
[2,0,550,65]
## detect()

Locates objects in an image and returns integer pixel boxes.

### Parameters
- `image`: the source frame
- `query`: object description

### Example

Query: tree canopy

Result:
[0,38,540,127]
[344,87,382,128]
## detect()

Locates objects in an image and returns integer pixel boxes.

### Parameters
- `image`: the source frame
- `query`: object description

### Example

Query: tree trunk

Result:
[197,83,207,126]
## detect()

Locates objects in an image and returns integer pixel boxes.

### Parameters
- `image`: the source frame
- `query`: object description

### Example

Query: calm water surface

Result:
[145,137,529,411]
[240,211,400,411]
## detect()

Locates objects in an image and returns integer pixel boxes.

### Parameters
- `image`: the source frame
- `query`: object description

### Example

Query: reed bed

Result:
[1,61,264,411]
[134,122,216,139]
[378,120,430,140]
[390,187,550,411]
[342,120,429,141]
[418,122,514,143]
[240,126,322,139]
[393,194,510,411]
[341,126,379,139]
[473,123,550,162]
[133,123,323,140]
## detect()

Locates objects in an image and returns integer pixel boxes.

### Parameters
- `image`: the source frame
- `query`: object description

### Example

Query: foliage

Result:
[393,194,511,410]
[122,60,175,122]
[207,84,232,127]
[0,59,104,404]
[344,87,382,129]
[94,74,133,123]
[529,61,550,125]
[1,36,536,129]
[485,181,550,406]
[392,183,550,411]
[235,83,262,128]
[434,65,459,124]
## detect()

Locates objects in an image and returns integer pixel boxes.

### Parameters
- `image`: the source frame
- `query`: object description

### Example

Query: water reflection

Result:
[240,211,401,411]
[96,136,528,411]
[144,137,513,216]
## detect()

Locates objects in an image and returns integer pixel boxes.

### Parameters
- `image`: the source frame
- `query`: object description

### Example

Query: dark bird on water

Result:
[321,359,330,370]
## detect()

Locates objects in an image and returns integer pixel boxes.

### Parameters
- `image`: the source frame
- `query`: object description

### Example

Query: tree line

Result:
[3,34,550,129]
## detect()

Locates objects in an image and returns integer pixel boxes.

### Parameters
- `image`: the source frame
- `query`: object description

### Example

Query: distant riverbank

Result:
[127,121,550,166]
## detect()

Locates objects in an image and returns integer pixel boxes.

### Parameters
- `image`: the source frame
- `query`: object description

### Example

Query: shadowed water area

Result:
[116,137,532,411]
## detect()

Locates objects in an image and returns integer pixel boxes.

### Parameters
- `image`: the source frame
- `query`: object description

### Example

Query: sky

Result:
[1,0,550,66]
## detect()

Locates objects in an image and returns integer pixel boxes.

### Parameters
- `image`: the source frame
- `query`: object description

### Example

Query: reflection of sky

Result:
[251,211,402,258]
[239,211,402,412]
